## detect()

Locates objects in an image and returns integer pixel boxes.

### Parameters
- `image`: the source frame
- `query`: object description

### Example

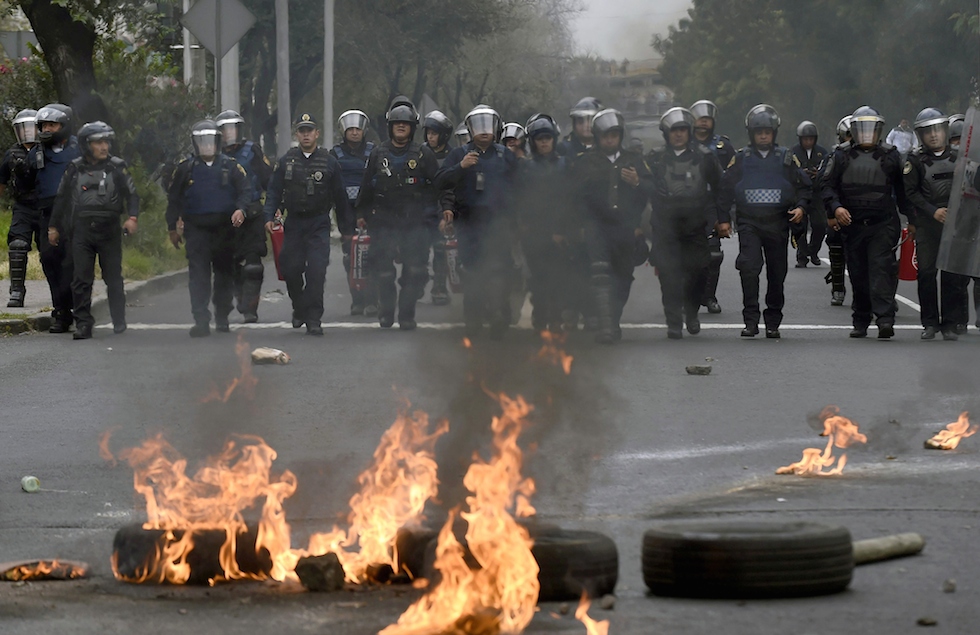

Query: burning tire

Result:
[642,521,853,599]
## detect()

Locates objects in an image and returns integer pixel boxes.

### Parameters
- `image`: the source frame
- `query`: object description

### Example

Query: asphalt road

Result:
[1,240,978,635]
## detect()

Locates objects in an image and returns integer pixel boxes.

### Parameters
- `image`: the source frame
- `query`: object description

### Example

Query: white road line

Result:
[96,322,931,331]
[819,257,921,312]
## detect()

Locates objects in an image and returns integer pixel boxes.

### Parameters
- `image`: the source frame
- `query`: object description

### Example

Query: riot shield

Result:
[938,107,980,276]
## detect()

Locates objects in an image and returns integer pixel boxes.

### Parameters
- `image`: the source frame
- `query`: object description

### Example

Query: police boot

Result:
[240,262,264,323]
[592,271,616,345]
[6,240,29,308]
[377,271,397,328]
[49,309,73,334]
[703,250,723,313]
[827,244,846,306]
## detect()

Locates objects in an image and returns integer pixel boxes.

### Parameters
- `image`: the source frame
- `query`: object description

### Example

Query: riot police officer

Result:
[574,108,653,344]
[356,96,442,330]
[824,115,853,306]
[48,122,138,339]
[719,104,810,339]
[436,104,519,339]
[905,108,968,340]
[0,108,38,307]
[216,110,273,323]
[790,121,829,267]
[501,123,527,160]
[690,100,736,315]
[264,113,352,336]
[330,109,377,315]
[27,104,81,332]
[421,110,456,306]
[167,120,251,337]
[454,124,472,147]
[948,114,964,151]
[649,107,727,339]
[561,97,602,158]
[822,106,912,339]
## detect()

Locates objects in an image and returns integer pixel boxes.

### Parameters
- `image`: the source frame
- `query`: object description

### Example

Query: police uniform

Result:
[50,154,138,336]
[905,147,969,335]
[0,142,39,306]
[26,136,81,330]
[719,145,811,335]
[789,142,829,266]
[821,141,910,336]
[330,139,375,311]
[436,141,519,337]
[426,143,454,304]
[167,153,251,332]
[356,139,441,328]
[697,133,736,312]
[649,143,725,336]
[227,139,273,322]
[264,118,351,333]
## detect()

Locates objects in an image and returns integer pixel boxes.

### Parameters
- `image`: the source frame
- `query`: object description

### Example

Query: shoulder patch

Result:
[727,155,736,169]
[903,161,912,175]
[237,164,247,175]
[792,155,801,167]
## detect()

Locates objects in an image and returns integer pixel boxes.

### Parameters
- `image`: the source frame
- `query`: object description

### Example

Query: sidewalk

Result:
[0,270,187,334]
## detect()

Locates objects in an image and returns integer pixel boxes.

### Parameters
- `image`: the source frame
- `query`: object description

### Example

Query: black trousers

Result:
[369,222,430,322]
[791,209,827,262]
[429,225,449,292]
[736,217,789,329]
[7,201,44,249]
[457,215,513,329]
[523,238,571,329]
[840,215,900,328]
[233,207,268,314]
[915,217,970,330]
[652,216,709,330]
[280,213,331,326]
[71,216,125,330]
[38,206,74,317]
[184,218,236,326]
[586,221,635,332]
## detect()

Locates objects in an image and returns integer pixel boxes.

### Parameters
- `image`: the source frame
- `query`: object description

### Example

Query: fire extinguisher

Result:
[444,232,463,293]
[349,229,371,291]
[270,218,285,281]
[899,227,917,281]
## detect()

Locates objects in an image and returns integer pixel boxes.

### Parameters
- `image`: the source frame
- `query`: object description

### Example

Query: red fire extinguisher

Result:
[444,233,463,292]
[349,229,371,291]
[270,218,285,281]
[899,227,917,281]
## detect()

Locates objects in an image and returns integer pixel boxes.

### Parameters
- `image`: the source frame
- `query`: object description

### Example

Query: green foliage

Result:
[0,53,56,148]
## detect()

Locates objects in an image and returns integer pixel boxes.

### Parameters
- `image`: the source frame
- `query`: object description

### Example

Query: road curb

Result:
[0,268,188,335]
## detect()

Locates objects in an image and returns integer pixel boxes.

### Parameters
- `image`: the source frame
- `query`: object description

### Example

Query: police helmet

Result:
[215,109,245,149]
[570,97,603,122]
[12,108,37,146]
[422,110,454,146]
[501,123,526,143]
[849,106,884,148]
[836,115,852,143]
[745,104,780,145]
[659,107,696,142]
[949,114,965,147]
[591,108,626,145]
[191,119,221,158]
[77,121,114,159]
[464,105,502,141]
[455,123,472,146]
[744,104,780,128]
[526,114,560,140]
[796,120,818,140]
[35,103,72,145]
[690,100,718,122]
[913,107,948,151]
[386,96,419,138]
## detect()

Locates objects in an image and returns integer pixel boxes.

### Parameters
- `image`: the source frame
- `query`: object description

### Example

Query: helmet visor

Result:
[467,113,497,137]
[193,131,219,156]
[339,112,369,132]
[916,123,947,150]
[218,122,239,147]
[14,122,36,145]
[851,120,882,147]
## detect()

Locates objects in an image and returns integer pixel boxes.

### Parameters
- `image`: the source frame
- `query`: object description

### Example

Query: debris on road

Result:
[20,475,39,492]
[685,364,712,375]
[917,616,938,626]
[295,553,345,592]
[852,533,925,565]
[1,559,89,581]
[942,578,956,593]
[777,406,866,476]
[251,347,290,365]
[599,594,616,610]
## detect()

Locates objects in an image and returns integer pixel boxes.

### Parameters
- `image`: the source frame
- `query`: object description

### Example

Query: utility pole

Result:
[275,0,291,155]
[220,44,240,112]
[323,0,334,144]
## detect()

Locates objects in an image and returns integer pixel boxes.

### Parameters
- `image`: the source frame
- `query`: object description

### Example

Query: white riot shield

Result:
[938,107,980,276]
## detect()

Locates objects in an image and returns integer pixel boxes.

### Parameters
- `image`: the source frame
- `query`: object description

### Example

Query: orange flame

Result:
[777,406,868,476]
[111,434,297,584]
[297,407,448,583]
[202,334,258,403]
[381,393,539,635]
[99,427,119,466]
[575,593,609,635]
[535,331,573,375]
[462,337,472,349]
[2,560,89,581]
[926,412,977,450]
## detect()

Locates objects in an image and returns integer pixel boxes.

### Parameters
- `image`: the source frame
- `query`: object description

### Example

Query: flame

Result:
[2,560,89,581]
[462,338,472,349]
[535,331,573,375]
[381,393,539,635]
[297,407,448,583]
[777,406,868,476]
[926,412,977,450]
[575,593,609,635]
[99,427,119,466]
[111,433,297,584]
[202,334,258,403]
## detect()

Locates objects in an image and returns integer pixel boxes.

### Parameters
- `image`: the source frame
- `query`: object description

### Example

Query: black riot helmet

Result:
[836,115,852,143]
[526,114,560,140]
[191,119,221,158]
[850,106,884,149]
[948,114,965,149]
[215,110,245,149]
[659,107,696,143]
[745,104,780,146]
[12,108,37,146]
[422,110,454,147]
[690,100,718,137]
[796,120,818,141]
[386,95,419,139]
[35,103,73,145]
[570,97,602,122]
[77,121,114,159]
[913,107,948,151]
[591,108,626,148]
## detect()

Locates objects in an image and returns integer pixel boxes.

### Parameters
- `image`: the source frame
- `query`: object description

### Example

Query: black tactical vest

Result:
[282,148,334,215]
[73,157,127,218]
[916,151,956,208]
[840,148,890,213]
[657,148,708,207]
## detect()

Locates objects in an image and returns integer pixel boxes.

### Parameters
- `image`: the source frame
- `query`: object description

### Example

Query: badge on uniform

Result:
[408,159,417,170]
[903,161,912,175]
[313,170,323,182]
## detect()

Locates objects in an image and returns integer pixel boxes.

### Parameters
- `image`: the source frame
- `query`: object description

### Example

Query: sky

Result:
[570,0,692,61]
